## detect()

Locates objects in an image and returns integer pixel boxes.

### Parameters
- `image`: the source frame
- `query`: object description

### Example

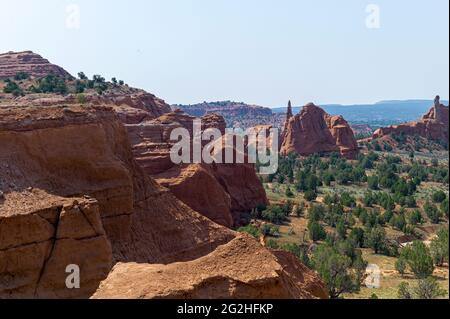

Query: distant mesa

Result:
[372,96,449,146]
[174,100,281,129]
[0,51,73,80]
[280,102,359,159]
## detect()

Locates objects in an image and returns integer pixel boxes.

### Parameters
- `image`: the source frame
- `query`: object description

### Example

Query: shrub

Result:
[398,278,447,299]
[237,225,261,239]
[432,191,447,203]
[285,186,294,198]
[261,205,288,224]
[3,80,24,96]
[33,75,68,94]
[340,192,356,208]
[409,210,423,225]
[14,72,30,81]
[266,239,279,249]
[367,176,379,190]
[304,190,317,201]
[76,93,87,104]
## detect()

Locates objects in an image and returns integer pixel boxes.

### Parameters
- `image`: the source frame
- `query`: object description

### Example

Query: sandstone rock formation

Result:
[0,51,73,79]
[373,97,449,144]
[0,50,266,228]
[0,103,327,299]
[92,235,328,299]
[125,110,268,227]
[0,104,234,297]
[280,103,359,159]
[0,193,112,299]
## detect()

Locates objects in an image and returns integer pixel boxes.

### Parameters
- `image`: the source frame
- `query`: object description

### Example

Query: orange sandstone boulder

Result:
[92,234,327,299]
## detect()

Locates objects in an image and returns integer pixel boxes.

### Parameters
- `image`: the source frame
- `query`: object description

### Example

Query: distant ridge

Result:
[271,100,449,127]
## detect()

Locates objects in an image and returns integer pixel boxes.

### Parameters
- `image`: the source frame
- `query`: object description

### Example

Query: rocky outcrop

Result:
[280,103,359,159]
[0,104,235,298]
[92,235,328,299]
[0,103,327,299]
[373,97,449,144]
[126,110,268,227]
[0,51,73,79]
[0,193,112,299]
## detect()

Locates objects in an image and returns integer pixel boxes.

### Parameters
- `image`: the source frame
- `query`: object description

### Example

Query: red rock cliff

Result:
[0,103,327,300]
[126,110,268,228]
[280,103,359,159]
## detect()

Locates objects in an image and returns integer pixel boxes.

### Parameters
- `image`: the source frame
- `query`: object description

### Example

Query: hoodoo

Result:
[373,96,449,145]
[280,102,359,159]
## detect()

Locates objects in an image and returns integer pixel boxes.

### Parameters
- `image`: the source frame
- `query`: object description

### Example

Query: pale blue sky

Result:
[1,0,448,106]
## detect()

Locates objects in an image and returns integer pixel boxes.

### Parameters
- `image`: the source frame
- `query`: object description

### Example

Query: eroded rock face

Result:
[280,103,359,159]
[0,104,234,298]
[126,110,268,228]
[92,235,328,299]
[0,51,73,79]
[0,193,112,299]
[373,99,449,144]
[0,103,327,300]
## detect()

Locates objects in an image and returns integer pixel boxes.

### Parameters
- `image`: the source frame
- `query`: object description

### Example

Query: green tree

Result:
[366,226,387,254]
[77,72,88,80]
[311,245,362,299]
[308,221,327,242]
[424,201,441,224]
[401,241,435,278]
[261,205,288,224]
[349,228,365,248]
[430,228,449,267]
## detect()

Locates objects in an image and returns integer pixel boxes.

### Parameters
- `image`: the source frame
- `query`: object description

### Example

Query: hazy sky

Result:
[1,0,449,107]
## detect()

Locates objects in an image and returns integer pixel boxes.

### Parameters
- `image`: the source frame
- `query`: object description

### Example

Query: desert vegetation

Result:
[242,148,449,299]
